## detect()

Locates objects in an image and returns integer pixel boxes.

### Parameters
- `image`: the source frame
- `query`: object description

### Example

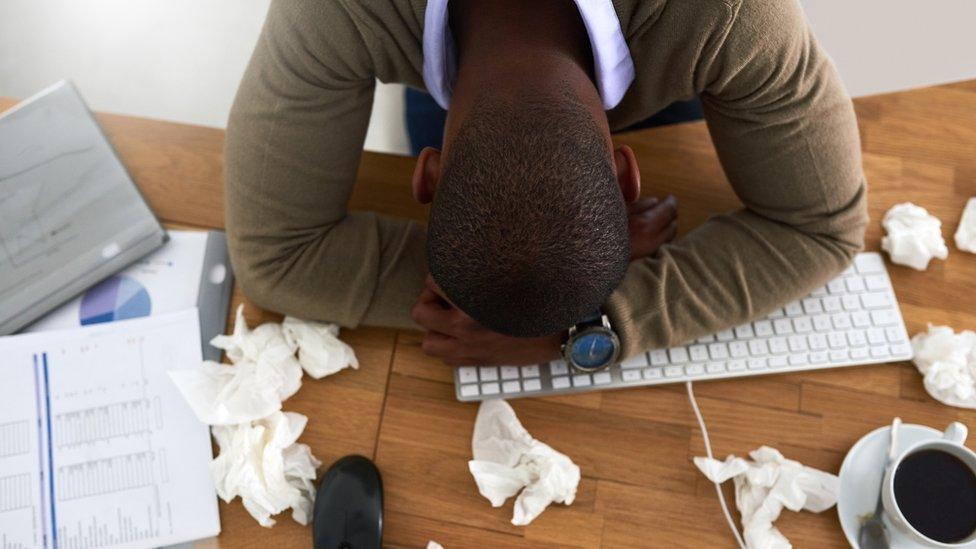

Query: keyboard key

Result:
[459,367,478,384]
[855,253,885,273]
[867,328,886,345]
[785,301,804,316]
[793,317,813,333]
[754,320,774,336]
[828,331,848,349]
[813,314,833,332]
[593,371,613,385]
[811,285,828,297]
[769,308,786,319]
[865,274,887,291]
[851,311,871,328]
[871,309,899,326]
[828,279,847,293]
[822,296,842,312]
[523,379,542,392]
[665,365,684,377]
[832,313,852,329]
[809,351,829,364]
[501,366,520,380]
[774,318,794,335]
[747,358,765,370]
[649,350,669,366]
[842,295,861,311]
[886,327,907,343]
[870,346,890,358]
[621,353,649,369]
[689,345,710,362]
[729,341,749,358]
[845,277,866,292]
[890,343,912,356]
[768,356,788,368]
[572,374,592,387]
[808,333,828,351]
[848,330,867,347]
[830,350,848,362]
[716,329,736,342]
[686,364,705,376]
[552,376,571,389]
[788,335,808,352]
[460,384,479,397]
[728,360,746,372]
[502,380,522,393]
[550,361,569,375]
[708,343,729,360]
[734,324,755,338]
[622,370,642,382]
[842,265,856,276]
[789,354,809,366]
[748,339,769,355]
[643,367,664,380]
[769,337,789,354]
[482,382,500,395]
[802,298,823,314]
[851,347,869,360]
[861,292,892,309]
[706,362,727,374]
[479,367,499,381]
[522,365,540,378]
[669,347,690,363]
[696,334,716,343]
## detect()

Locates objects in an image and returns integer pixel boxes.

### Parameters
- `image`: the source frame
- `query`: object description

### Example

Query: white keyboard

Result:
[454,252,914,401]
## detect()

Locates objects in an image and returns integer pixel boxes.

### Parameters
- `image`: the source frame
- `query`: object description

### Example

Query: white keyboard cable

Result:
[685,381,747,549]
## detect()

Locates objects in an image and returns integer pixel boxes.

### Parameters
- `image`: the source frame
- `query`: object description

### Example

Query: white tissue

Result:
[282,316,359,378]
[881,202,948,270]
[426,542,444,549]
[911,324,976,409]
[168,305,360,527]
[955,198,976,253]
[468,399,580,526]
[211,411,322,527]
[694,446,839,549]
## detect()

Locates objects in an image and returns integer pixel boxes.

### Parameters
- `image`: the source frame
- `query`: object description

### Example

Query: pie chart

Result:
[79,275,152,325]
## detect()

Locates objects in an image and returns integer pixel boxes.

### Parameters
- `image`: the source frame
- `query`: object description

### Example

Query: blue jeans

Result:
[404,87,703,156]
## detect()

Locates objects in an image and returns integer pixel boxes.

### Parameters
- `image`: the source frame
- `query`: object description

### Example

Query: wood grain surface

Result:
[3,79,975,548]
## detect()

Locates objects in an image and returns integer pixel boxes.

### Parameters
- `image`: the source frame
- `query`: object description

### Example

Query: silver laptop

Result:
[0,81,165,334]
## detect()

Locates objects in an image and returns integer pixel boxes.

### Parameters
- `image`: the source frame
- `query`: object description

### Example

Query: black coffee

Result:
[893,449,976,543]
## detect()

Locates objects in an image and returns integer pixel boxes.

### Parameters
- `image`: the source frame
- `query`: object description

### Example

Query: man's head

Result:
[412,92,640,337]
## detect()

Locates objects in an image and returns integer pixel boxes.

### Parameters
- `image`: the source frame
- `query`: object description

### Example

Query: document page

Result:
[0,309,220,549]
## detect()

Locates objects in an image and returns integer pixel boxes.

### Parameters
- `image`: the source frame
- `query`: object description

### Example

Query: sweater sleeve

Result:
[605,0,868,358]
[225,0,426,329]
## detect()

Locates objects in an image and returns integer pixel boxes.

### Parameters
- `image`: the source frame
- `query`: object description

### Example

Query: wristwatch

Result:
[562,310,621,373]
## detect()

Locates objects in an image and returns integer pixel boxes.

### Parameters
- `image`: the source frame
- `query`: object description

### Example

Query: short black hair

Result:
[426,93,630,337]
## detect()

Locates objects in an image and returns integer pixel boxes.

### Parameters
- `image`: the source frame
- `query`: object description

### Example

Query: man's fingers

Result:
[410,299,460,335]
[627,196,659,214]
[420,332,480,366]
[632,195,678,232]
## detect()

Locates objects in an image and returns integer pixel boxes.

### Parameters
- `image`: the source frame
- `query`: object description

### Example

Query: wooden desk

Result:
[4,80,976,548]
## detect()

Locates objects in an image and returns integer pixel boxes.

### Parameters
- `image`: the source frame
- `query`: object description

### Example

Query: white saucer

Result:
[838,423,976,548]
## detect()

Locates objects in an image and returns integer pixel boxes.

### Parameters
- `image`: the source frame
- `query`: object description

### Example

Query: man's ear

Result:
[613,144,641,203]
[412,147,442,204]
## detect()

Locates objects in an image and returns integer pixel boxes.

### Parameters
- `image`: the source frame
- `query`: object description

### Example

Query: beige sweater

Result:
[225,0,867,360]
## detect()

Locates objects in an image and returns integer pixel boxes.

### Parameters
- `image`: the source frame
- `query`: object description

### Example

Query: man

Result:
[226,0,866,371]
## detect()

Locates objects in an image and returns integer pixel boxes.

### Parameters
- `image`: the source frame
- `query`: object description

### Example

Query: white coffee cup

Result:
[881,421,976,547]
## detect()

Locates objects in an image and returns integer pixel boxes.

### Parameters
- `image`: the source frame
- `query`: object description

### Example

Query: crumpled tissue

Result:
[169,305,358,425]
[955,197,976,253]
[168,305,359,527]
[694,446,839,549]
[211,411,322,527]
[881,202,948,270]
[911,324,976,409]
[425,542,444,549]
[468,399,580,526]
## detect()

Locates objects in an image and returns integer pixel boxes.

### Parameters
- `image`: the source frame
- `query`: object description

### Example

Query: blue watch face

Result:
[570,331,616,370]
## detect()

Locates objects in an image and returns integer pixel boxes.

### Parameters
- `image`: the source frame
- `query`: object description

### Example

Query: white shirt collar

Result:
[422,0,635,111]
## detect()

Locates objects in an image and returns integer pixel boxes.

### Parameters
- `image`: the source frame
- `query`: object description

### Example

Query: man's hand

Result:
[628,195,678,260]
[411,277,562,367]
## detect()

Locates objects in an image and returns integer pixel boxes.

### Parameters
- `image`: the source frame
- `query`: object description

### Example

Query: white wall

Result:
[1,0,975,156]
